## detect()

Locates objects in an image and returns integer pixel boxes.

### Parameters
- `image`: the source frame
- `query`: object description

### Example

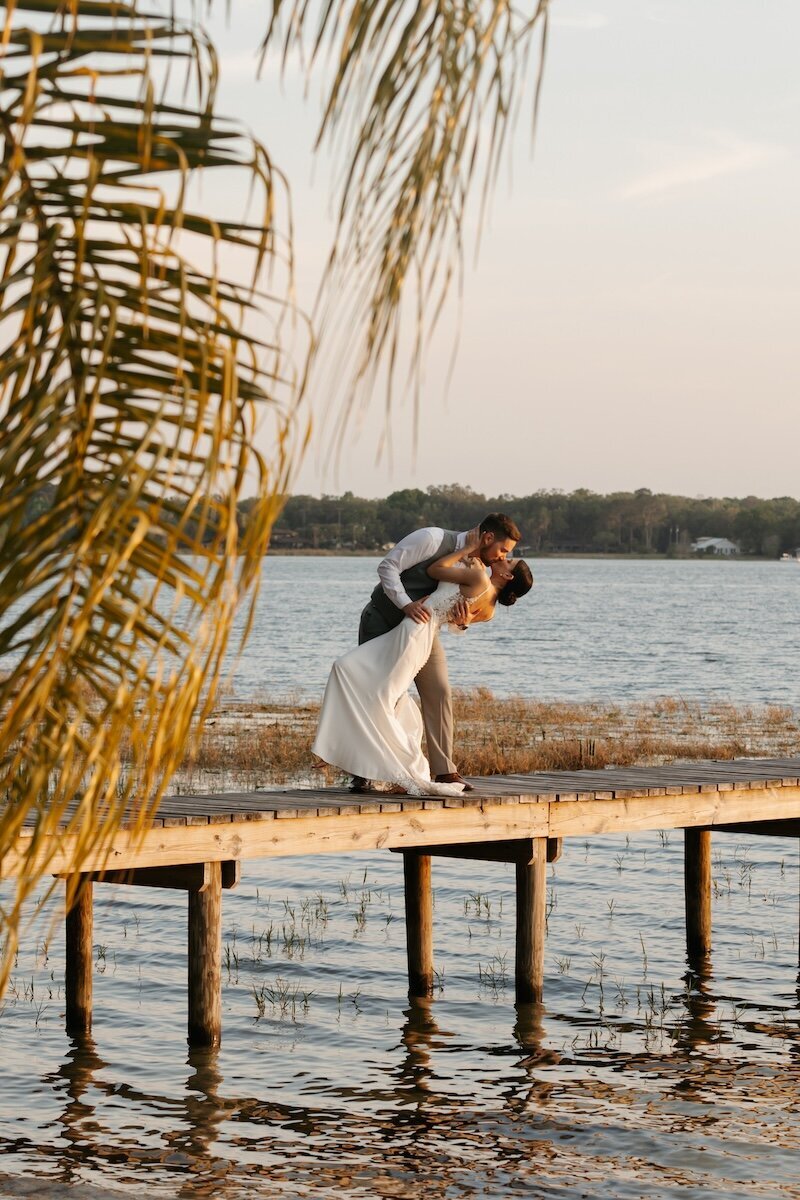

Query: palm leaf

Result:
[0,0,307,987]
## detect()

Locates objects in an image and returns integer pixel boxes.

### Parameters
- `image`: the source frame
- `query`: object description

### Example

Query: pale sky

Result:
[203,0,800,500]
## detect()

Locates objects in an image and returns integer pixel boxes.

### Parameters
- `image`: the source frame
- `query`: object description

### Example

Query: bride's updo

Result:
[497,560,533,607]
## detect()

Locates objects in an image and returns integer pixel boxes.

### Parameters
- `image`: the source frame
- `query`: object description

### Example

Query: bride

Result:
[312,535,533,796]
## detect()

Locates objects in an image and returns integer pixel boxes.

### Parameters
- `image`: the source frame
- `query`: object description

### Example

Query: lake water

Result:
[1,558,799,1199]
[230,557,800,704]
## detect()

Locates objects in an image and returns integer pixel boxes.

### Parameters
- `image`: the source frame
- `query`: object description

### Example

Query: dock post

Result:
[65,875,93,1036]
[403,852,434,996]
[684,828,712,960]
[515,837,547,1004]
[188,861,222,1047]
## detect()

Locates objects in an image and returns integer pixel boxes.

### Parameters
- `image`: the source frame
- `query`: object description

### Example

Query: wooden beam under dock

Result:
[85,861,241,892]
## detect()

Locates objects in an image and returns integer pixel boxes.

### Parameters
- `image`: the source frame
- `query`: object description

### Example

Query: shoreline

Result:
[268,548,780,561]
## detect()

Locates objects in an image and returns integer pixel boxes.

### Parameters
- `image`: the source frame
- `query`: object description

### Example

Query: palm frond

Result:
[0,0,308,987]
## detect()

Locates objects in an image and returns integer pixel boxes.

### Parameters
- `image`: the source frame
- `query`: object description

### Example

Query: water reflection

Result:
[23,987,800,1200]
[43,1037,233,1195]
[4,838,800,1197]
[674,958,722,1055]
[46,1036,110,1185]
[513,1000,560,1067]
[395,998,443,1106]
[172,1049,233,1199]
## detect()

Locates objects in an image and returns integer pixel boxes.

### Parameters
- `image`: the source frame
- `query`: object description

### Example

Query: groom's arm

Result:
[377,527,445,616]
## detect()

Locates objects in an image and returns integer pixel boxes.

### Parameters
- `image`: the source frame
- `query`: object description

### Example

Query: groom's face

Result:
[479,534,517,565]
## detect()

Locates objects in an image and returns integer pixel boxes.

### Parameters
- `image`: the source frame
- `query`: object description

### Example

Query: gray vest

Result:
[369,529,459,630]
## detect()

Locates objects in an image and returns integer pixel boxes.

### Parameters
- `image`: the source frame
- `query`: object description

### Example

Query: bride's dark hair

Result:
[497,560,533,607]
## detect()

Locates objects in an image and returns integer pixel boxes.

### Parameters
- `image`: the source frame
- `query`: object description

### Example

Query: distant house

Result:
[271,528,303,549]
[691,536,740,556]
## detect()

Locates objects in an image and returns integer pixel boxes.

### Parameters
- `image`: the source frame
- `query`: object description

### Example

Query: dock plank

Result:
[8,758,800,879]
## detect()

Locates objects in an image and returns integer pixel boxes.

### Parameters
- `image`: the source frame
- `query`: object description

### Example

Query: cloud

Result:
[619,134,784,201]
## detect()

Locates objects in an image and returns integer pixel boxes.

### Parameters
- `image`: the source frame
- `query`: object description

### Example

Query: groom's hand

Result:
[403,600,431,624]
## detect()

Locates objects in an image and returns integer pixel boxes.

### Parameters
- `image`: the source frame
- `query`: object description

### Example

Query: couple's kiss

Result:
[312,513,533,796]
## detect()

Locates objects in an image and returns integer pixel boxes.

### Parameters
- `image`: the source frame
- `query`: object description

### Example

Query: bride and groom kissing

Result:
[313,513,533,797]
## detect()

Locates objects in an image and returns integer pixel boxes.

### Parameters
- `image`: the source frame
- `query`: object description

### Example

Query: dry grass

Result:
[159,691,799,793]
[451,691,797,775]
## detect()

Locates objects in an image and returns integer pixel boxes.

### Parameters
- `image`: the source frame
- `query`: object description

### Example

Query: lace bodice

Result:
[423,581,463,625]
[423,572,492,631]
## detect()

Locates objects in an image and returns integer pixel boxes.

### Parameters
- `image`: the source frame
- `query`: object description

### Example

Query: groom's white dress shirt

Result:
[377,528,469,612]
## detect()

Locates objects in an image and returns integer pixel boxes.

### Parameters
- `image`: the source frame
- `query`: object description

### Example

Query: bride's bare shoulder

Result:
[458,557,490,594]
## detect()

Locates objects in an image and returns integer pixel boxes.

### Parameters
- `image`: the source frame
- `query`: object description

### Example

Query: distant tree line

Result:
[20,484,800,556]
[252,485,800,556]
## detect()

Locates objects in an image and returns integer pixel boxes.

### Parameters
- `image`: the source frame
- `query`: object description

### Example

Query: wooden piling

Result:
[403,852,434,996]
[684,827,712,960]
[515,837,547,1004]
[65,876,93,1036]
[187,861,222,1047]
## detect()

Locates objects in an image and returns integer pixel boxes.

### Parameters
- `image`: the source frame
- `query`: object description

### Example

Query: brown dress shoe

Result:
[435,772,474,792]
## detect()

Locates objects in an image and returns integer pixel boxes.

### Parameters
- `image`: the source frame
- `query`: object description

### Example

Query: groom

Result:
[353,512,522,793]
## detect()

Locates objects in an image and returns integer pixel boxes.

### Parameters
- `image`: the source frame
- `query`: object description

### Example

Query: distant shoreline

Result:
[268,548,779,561]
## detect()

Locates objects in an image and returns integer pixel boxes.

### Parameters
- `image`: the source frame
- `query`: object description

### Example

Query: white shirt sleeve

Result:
[377,527,446,611]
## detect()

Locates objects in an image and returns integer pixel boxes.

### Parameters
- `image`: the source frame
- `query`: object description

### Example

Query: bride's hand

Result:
[464,525,482,554]
[451,596,471,627]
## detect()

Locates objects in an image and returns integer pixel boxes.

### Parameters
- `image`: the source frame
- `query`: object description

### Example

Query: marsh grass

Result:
[160,691,799,793]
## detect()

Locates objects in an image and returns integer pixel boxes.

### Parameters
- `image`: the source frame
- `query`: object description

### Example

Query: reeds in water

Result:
[160,691,798,792]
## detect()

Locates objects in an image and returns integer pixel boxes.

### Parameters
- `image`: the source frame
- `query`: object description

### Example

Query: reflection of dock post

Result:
[188,861,223,1047]
[403,852,434,996]
[65,875,93,1036]
[515,837,547,1003]
[684,828,712,960]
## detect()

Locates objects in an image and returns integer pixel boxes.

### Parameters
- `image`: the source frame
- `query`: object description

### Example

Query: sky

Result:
[202,0,800,500]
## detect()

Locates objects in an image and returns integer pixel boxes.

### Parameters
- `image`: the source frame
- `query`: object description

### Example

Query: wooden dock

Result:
[5,757,800,1046]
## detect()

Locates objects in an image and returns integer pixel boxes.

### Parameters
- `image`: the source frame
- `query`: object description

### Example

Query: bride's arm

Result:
[448,591,496,632]
[426,532,484,587]
[426,559,486,587]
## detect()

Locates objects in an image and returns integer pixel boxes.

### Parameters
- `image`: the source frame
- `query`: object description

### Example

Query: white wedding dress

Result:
[313,579,487,796]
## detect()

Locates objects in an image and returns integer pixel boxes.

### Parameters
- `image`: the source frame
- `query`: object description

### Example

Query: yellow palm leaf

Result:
[0,0,307,989]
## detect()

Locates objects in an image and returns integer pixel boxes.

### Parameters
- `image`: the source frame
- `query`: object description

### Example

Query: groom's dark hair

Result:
[480,513,521,543]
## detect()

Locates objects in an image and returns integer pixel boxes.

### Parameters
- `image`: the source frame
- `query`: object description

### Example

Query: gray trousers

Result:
[358,601,456,777]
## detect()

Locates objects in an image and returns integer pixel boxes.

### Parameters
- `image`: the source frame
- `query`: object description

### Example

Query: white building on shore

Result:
[691,536,740,556]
